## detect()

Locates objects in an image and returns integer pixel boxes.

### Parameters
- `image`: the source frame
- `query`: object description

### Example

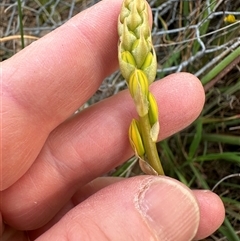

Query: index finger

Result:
[1,0,123,190]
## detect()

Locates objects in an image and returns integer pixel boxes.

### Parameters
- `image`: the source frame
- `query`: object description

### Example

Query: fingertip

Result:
[193,190,225,240]
[137,176,200,241]
[155,72,205,110]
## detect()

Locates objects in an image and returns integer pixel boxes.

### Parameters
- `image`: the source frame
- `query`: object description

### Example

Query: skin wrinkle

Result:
[2,129,41,186]
[64,199,107,241]
[43,140,85,186]
[68,103,130,167]
[4,55,50,110]
[39,111,110,191]
[49,127,100,182]
[47,129,105,191]
[2,70,29,108]
[67,216,109,241]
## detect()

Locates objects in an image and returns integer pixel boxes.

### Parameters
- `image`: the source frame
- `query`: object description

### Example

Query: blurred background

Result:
[1,0,240,240]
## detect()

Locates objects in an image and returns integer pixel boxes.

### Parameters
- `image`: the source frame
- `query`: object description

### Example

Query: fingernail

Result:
[136,176,200,241]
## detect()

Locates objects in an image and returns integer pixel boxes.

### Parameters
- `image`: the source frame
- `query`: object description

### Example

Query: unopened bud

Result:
[148,92,158,125]
[129,119,145,157]
[132,30,151,68]
[129,70,149,116]
[121,51,136,66]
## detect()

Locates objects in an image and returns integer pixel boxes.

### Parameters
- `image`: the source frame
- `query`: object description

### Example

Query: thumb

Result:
[35,176,199,241]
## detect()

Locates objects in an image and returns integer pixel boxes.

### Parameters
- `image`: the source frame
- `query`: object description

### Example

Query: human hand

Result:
[1,0,225,240]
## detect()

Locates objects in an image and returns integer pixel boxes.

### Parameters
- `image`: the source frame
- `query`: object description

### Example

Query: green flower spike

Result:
[118,0,165,175]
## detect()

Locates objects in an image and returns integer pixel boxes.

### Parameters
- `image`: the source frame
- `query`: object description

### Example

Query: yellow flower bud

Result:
[141,46,157,84]
[129,69,148,97]
[141,52,153,70]
[129,119,145,157]
[118,50,136,82]
[121,51,136,66]
[148,92,158,125]
[148,92,159,142]
[129,69,149,117]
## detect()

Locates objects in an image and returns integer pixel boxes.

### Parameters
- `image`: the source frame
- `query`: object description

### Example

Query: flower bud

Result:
[125,1,142,31]
[120,20,137,51]
[141,47,157,84]
[129,69,149,116]
[141,52,153,70]
[118,0,157,84]
[129,69,148,97]
[121,51,136,66]
[148,92,159,142]
[118,50,136,82]
[129,119,145,157]
[132,30,151,68]
[148,92,158,125]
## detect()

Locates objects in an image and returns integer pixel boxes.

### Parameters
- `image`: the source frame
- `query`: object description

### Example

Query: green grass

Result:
[1,0,240,240]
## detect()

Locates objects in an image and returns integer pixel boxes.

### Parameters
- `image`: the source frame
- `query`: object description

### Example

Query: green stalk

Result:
[139,114,164,175]
[118,0,164,175]
[202,134,240,146]
[201,47,240,85]
[219,218,240,241]
[17,0,25,49]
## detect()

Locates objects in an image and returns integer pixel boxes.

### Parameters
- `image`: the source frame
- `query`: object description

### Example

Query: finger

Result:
[1,0,123,190]
[1,73,205,230]
[73,178,225,240]
[193,190,225,240]
[28,177,225,240]
[31,176,205,241]
[28,177,123,240]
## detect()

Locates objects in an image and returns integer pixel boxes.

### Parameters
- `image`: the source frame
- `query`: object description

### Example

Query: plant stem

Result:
[17,0,25,49]
[201,46,240,85]
[139,114,164,175]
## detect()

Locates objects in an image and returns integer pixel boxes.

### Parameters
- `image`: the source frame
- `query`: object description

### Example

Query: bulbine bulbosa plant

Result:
[118,0,165,175]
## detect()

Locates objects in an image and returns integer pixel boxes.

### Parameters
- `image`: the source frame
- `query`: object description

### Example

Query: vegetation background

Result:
[1,0,239,240]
